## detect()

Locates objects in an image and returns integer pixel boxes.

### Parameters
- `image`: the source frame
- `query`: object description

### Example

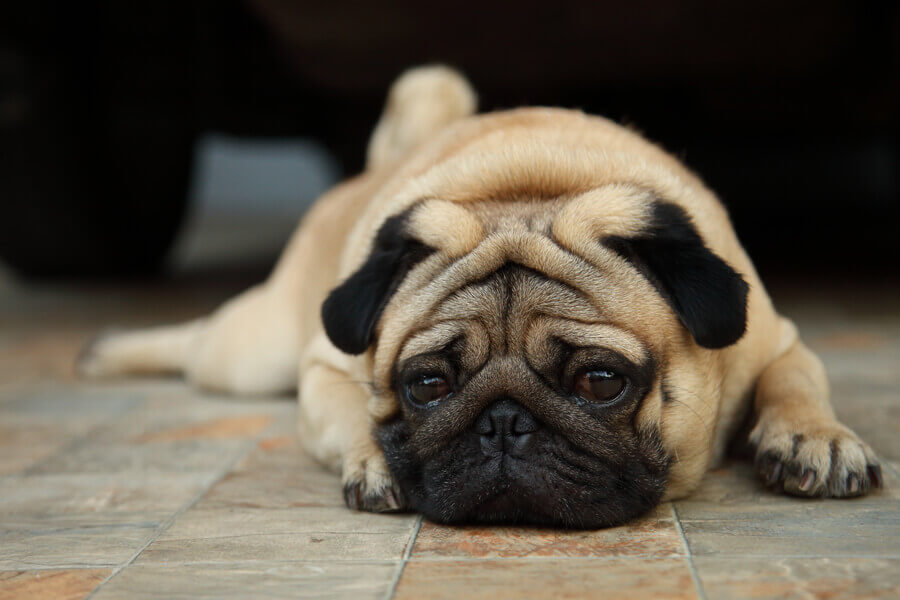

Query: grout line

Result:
[385,514,423,600]
[7,551,900,573]
[672,503,708,600]
[83,420,274,599]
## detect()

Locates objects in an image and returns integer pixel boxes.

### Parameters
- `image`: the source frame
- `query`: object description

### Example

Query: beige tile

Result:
[395,558,699,600]
[195,468,344,510]
[830,385,900,461]
[412,504,682,559]
[0,332,87,385]
[91,562,398,599]
[0,568,110,600]
[0,408,108,475]
[0,528,151,570]
[695,557,900,600]
[676,460,900,558]
[31,439,249,475]
[137,531,411,564]
[154,506,416,539]
[0,446,59,476]
[678,501,900,557]
[679,460,900,509]
[133,415,273,442]
[88,392,291,443]
[0,384,143,420]
[134,506,417,564]
[0,513,165,569]
[195,438,344,510]
[229,434,312,473]
[0,472,217,516]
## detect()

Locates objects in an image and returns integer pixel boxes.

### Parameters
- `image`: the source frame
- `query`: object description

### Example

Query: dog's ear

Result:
[606,202,749,349]
[322,210,433,354]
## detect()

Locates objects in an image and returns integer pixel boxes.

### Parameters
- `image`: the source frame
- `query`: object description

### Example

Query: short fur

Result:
[79,66,883,527]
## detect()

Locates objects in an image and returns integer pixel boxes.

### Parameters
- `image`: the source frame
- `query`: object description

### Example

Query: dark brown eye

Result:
[575,370,626,404]
[406,375,451,406]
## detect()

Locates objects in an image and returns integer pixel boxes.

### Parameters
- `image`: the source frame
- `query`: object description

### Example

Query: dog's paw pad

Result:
[342,456,407,513]
[750,422,882,498]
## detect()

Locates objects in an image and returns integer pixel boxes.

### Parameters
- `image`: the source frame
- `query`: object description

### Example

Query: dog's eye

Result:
[575,370,626,404]
[406,375,451,407]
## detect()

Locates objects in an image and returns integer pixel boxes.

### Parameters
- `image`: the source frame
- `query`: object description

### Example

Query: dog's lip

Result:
[472,491,519,514]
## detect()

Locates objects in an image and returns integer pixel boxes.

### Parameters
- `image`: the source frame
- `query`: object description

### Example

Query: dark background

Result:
[1,0,898,279]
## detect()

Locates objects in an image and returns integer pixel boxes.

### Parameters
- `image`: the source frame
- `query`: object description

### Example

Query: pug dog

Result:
[79,66,883,528]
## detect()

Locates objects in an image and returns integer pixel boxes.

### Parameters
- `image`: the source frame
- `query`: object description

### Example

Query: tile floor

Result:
[0,274,898,599]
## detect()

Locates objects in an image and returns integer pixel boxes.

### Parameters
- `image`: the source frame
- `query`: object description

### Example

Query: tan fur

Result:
[80,66,881,511]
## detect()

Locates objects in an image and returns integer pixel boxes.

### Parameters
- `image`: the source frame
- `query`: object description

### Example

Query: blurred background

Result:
[1,0,898,283]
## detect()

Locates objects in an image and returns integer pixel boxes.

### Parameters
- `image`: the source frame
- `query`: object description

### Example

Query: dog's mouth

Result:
[378,403,669,529]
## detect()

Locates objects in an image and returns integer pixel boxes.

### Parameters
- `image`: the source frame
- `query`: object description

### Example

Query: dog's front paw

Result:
[342,452,407,513]
[750,418,883,498]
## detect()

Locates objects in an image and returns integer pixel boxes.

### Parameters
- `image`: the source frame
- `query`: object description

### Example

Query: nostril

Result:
[475,400,538,439]
[512,412,537,435]
[473,411,495,436]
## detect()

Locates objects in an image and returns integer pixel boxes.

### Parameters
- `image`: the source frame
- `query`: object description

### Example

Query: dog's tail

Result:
[366,65,477,171]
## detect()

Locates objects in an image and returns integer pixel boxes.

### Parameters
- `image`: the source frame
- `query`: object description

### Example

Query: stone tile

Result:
[0,331,87,385]
[678,499,900,557]
[134,506,417,564]
[411,504,682,559]
[89,391,291,443]
[0,384,144,420]
[0,472,217,516]
[678,460,900,509]
[0,568,110,600]
[0,444,61,476]
[133,415,273,442]
[676,460,900,558]
[0,527,151,570]
[194,437,344,509]
[231,434,311,473]
[0,513,166,569]
[0,423,72,475]
[830,385,900,461]
[395,558,699,600]
[153,506,416,539]
[695,557,900,600]
[30,439,249,475]
[137,531,410,564]
[91,562,398,599]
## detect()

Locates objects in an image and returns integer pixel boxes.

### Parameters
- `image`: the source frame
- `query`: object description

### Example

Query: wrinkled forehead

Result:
[396,265,649,370]
[369,188,682,418]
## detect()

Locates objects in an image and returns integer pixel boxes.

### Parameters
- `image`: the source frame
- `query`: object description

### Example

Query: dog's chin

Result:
[378,422,668,529]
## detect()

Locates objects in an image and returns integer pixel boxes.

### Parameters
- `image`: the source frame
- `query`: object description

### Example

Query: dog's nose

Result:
[474,399,538,455]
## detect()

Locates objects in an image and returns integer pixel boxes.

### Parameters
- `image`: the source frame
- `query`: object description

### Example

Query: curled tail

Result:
[366,65,477,171]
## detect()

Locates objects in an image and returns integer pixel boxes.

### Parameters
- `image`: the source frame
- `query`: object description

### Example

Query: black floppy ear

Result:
[606,202,749,349]
[321,210,433,355]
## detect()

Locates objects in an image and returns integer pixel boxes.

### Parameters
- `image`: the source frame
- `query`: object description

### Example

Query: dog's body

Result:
[80,67,881,527]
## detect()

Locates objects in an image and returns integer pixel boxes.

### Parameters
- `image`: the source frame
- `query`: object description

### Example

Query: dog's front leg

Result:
[750,331,882,497]
[298,359,405,512]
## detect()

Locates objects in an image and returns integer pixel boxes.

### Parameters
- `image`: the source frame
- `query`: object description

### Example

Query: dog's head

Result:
[321,112,750,528]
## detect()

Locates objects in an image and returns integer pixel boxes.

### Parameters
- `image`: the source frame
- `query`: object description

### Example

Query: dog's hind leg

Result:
[78,282,299,396]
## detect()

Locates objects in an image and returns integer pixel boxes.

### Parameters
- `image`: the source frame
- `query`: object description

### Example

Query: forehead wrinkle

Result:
[373,229,669,400]
[505,271,595,354]
[396,318,491,374]
[435,277,510,356]
[525,318,649,367]
[397,320,466,364]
